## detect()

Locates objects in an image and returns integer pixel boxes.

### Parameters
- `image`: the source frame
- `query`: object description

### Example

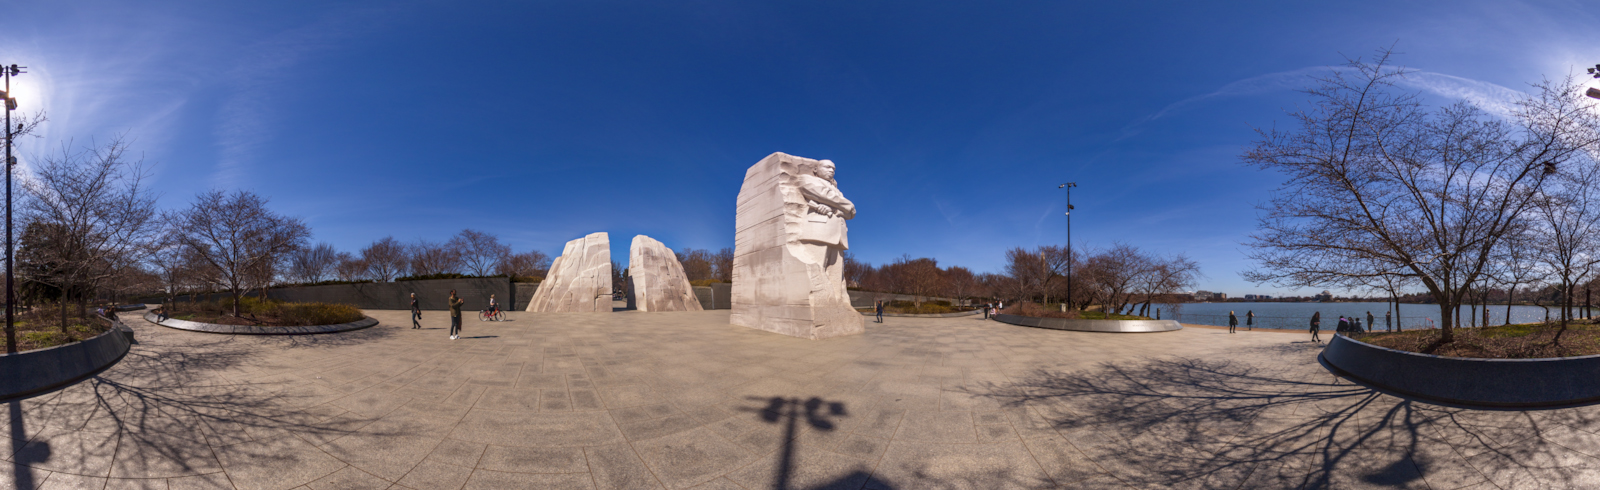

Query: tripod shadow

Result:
[739,396,897,490]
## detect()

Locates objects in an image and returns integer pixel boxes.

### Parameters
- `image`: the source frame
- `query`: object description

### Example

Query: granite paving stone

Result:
[2,307,1597,489]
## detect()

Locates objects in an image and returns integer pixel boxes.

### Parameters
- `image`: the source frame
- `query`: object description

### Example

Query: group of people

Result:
[1305,310,1391,343]
[409,290,488,340]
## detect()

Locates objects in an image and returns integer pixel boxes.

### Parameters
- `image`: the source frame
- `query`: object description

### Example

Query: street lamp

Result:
[3,63,23,354]
[1058,182,1076,310]
[1587,65,1600,100]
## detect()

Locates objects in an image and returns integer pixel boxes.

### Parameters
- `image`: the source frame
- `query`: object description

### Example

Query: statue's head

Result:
[801,159,838,186]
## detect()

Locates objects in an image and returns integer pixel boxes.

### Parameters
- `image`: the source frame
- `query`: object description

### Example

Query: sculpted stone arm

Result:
[798,176,856,220]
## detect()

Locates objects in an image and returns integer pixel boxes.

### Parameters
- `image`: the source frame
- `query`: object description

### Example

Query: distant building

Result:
[1315,290,1333,301]
[1259,295,1272,300]
[1193,290,1213,301]
[1244,294,1257,300]
[1213,292,1227,300]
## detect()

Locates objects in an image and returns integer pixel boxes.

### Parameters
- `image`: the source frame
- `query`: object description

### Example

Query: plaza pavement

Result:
[4,307,1600,489]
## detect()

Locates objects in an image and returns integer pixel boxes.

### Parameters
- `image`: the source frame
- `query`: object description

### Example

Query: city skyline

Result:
[5,1,1597,295]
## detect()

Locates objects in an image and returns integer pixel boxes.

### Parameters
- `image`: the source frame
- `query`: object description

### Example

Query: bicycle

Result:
[479,308,505,322]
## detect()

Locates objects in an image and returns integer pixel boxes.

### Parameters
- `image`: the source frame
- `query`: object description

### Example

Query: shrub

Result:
[278,302,365,325]
[1001,302,1081,319]
[396,273,478,281]
[511,275,543,283]
[690,279,722,287]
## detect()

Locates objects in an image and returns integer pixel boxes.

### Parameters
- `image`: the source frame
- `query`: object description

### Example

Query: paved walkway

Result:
[4,308,1598,489]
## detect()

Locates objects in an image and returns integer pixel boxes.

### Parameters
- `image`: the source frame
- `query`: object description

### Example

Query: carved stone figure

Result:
[730,153,863,339]
[626,235,703,312]
[526,232,612,313]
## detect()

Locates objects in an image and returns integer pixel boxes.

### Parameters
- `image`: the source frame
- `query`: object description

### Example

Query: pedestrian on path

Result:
[448,290,465,340]
[1228,311,1238,333]
[1310,312,1322,343]
[1246,310,1254,330]
[1366,311,1375,333]
[410,293,421,329]
[1386,310,1392,332]
[982,303,990,320]
[875,300,884,323]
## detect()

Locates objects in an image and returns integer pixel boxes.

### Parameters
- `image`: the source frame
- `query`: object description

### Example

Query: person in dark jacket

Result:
[448,290,465,339]
[1246,310,1254,330]
[410,293,421,329]
[1366,311,1375,333]
[1337,316,1349,334]
[1310,312,1322,343]
[874,300,884,323]
[1228,311,1238,334]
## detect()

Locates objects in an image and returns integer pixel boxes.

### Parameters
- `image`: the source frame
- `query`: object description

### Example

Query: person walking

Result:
[1386,310,1392,332]
[874,300,884,323]
[982,302,990,320]
[448,289,465,340]
[410,293,422,329]
[1228,311,1238,334]
[1310,312,1322,343]
[1246,310,1254,331]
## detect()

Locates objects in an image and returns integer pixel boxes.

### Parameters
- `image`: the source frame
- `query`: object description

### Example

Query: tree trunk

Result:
[1438,302,1455,344]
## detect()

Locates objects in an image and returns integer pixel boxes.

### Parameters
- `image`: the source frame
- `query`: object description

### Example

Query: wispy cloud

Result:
[1119,65,1528,141]
[211,5,409,187]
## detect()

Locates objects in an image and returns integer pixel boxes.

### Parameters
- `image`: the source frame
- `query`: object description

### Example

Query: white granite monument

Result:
[626,235,704,312]
[730,152,863,339]
[526,232,612,313]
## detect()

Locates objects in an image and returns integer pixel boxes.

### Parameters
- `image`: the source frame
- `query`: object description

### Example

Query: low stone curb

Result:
[1322,334,1600,408]
[143,312,379,335]
[0,317,134,403]
[858,309,984,318]
[991,313,1183,333]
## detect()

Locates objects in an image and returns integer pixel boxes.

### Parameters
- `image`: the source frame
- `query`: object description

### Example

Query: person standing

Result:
[1386,310,1392,332]
[1366,311,1375,333]
[874,300,884,323]
[1310,312,1322,343]
[448,289,465,340]
[982,302,990,320]
[1337,316,1349,334]
[1228,311,1238,334]
[1246,310,1254,331]
[410,293,421,329]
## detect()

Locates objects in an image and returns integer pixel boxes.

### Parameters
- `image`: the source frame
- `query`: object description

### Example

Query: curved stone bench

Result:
[859,309,984,318]
[0,318,134,402]
[991,314,1182,333]
[144,312,379,335]
[1322,334,1600,408]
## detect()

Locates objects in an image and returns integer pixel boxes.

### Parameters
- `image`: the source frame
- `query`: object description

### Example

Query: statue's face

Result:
[818,160,836,180]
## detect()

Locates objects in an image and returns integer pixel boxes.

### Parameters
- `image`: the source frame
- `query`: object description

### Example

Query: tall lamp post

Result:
[1058,182,1076,310]
[1587,64,1600,100]
[2,63,23,354]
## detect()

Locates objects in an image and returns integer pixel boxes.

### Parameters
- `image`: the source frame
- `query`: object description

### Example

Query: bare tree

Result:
[333,252,368,282]
[1082,244,1150,315]
[713,248,734,282]
[1241,50,1600,344]
[675,248,715,282]
[167,190,310,316]
[944,266,979,306]
[408,239,462,276]
[361,236,410,282]
[1531,155,1600,341]
[449,229,509,276]
[1132,254,1202,317]
[288,242,339,284]
[18,137,159,338]
[498,250,552,279]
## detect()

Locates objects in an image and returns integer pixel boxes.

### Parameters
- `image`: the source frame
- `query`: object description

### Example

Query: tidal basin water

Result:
[1149,302,1584,330]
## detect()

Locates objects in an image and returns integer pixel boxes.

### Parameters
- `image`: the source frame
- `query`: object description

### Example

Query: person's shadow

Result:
[9,402,49,490]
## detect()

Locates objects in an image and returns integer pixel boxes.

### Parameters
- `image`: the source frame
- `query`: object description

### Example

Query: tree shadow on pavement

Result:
[6,321,405,486]
[970,344,1600,489]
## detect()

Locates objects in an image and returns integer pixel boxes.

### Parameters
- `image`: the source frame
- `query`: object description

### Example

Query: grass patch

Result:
[2,303,114,353]
[1357,320,1600,358]
[996,302,1152,321]
[161,297,364,327]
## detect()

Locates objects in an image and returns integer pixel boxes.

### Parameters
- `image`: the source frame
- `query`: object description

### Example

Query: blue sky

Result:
[6,1,1597,295]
